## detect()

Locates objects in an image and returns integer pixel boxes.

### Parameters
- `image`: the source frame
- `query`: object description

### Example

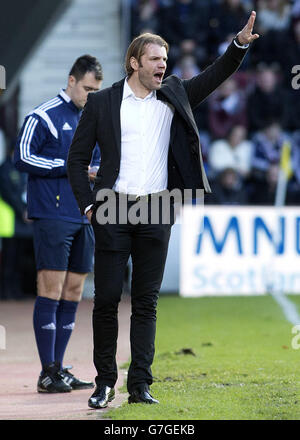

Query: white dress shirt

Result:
[113,78,175,196]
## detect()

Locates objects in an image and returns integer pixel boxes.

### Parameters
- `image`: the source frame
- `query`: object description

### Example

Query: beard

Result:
[138,71,163,92]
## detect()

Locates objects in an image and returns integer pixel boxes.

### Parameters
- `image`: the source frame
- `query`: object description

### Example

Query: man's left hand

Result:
[88,165,99,182]
[237,11,260,45]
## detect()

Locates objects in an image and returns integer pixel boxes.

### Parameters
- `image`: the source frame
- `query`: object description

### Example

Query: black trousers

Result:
[91,197,173,393]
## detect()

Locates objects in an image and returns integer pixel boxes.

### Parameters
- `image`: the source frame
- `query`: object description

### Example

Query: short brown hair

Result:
[125,33,169,77]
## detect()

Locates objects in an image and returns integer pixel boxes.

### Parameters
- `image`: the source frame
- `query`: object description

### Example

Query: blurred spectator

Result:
[248,162,279,204]
[256,0,291,33]
[208,76,248,139]
[160,0,211,70]
[131,0,160,36]
[245,0,291,67]
[292,130,300,184]
[206,167,249,205]
[284,90,300,133]
[217,32,237,56]
[249,122,291,203]
[277,14,300,130]
[251,121,289,174]
[209,0,250,58]
[291,0,300,17]
[208,125,253,178]
[250,0,291,65]
[0,146,35,299]
[281,16,300,83]
[288,130,300,203]
[247,64,289,132]
[172,54,201,79]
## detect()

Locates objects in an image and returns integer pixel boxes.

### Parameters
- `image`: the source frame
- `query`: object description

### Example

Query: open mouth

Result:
[154,72,164,83]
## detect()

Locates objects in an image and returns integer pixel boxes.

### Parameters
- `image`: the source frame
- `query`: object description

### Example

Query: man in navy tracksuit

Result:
[14,55,103,393]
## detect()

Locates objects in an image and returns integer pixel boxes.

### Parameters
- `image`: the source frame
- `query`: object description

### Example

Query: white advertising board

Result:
[180,206,300,296]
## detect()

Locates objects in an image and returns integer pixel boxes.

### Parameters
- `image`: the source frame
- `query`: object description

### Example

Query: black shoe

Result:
[60,365,94,390]
[128,389,159,404]
[37,362,72,393]
[88,385,115,409]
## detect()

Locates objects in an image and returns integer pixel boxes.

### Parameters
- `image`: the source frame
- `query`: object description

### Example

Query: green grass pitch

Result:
[105,294,300,420]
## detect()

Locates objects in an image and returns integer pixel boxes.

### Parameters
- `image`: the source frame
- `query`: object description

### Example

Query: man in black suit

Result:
[67,11,259,408]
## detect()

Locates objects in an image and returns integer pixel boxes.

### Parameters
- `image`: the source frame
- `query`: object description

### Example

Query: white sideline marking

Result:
[270,290,300,325]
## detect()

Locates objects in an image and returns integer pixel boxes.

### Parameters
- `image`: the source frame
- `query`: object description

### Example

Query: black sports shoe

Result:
[61,365,94,390]
[37,362,72,393]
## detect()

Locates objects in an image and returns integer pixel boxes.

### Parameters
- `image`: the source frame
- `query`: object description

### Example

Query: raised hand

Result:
[237,11,260,45]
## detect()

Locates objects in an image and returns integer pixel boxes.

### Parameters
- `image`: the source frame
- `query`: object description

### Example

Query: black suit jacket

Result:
[67,41,248,215]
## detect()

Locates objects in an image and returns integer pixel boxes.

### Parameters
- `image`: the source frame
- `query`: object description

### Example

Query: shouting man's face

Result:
[131,43,167,94]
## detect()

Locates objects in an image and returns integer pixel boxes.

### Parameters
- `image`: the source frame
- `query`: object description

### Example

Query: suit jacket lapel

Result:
[158,78,211,191]
[110,78,125,159]
[158,79,200,137]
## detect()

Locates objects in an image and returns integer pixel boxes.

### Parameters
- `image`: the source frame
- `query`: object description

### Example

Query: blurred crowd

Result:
[130,0,300,205]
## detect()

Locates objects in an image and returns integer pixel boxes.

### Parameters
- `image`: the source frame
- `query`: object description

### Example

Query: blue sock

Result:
[33,296,59,369]
[55,299,79,368]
